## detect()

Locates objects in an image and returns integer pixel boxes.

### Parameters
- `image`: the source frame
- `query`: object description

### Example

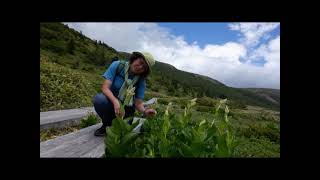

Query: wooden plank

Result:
[40,107,96,130]
[40,123,104,158]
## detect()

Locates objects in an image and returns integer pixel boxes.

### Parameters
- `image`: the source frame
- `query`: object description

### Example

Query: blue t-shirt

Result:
[102,61,146,100]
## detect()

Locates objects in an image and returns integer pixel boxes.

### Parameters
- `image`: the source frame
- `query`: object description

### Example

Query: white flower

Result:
[199,120,206,126]
[225,106,229,114]
[165,102,173,116]
[220,99,227,104]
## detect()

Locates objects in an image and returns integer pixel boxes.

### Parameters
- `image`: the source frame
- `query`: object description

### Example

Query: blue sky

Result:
[158,23,240,47]
[65,22,280,89]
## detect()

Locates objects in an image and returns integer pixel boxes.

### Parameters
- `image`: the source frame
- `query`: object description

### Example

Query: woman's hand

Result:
[101,80,124,118]
[113,100,124,118]
[144,107,157,118]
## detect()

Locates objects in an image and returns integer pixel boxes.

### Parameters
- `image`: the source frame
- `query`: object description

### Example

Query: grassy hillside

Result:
[243,88,280,105]
[151,62,280,110]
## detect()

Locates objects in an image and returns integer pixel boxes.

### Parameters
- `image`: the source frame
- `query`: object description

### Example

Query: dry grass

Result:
[40,126,80,142]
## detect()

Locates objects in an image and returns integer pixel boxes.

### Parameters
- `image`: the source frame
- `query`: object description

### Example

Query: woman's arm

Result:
[135,98,157,118]
[101,79,122,116]
[101,79,117,104]
[134,98,145,113]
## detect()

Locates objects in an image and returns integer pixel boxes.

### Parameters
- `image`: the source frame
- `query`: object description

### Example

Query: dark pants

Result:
[93,93,135,127]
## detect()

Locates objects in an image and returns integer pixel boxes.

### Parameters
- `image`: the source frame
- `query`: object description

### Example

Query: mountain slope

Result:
[151,61,279,110]
[242,88,280,105]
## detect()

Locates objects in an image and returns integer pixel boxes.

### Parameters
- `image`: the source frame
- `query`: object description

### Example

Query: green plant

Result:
[104,95,237,158]
[79,112,100,128]
[105,86,141,157]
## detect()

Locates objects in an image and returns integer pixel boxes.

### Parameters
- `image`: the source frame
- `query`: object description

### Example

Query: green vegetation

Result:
[79,112,101,128]
[40,53,103,111]
[233,137,280,157]
[40,22,280,157]
[105,92,236,158]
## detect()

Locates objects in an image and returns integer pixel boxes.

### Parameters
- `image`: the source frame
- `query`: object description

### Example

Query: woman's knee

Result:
[93,93,110,107]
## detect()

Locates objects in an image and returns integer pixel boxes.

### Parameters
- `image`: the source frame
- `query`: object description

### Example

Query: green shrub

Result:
[157,98,171,105]
[40,26,59,40]
[80,113,100,128]
[45,40,67,55]
[195,105,213,113]
[257,111,277,122]
[171,98,188,108]
[233,136,280,157]
[40,57,101,111]
[71,60,80,69]
[196,96,216,107]
[143,92,153,100]
[227,100,247,109]
[236,122,280,143]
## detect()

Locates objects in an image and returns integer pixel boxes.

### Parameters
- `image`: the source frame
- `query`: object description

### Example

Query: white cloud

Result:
[249,36,280,63]
[228,23,280,47]
[66,23,146,52]
[203,42,246,64]
[64,22,280,89]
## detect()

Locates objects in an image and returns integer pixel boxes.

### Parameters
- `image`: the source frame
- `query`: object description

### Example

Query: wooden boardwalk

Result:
[40,98,157,158]
[40,123,105,158]
[40,107,96,130]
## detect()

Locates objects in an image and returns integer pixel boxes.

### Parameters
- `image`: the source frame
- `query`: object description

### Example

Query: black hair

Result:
[129,52,150,78]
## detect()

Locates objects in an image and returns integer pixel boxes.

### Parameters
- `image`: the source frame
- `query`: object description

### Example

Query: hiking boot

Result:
[94,125,107,137]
